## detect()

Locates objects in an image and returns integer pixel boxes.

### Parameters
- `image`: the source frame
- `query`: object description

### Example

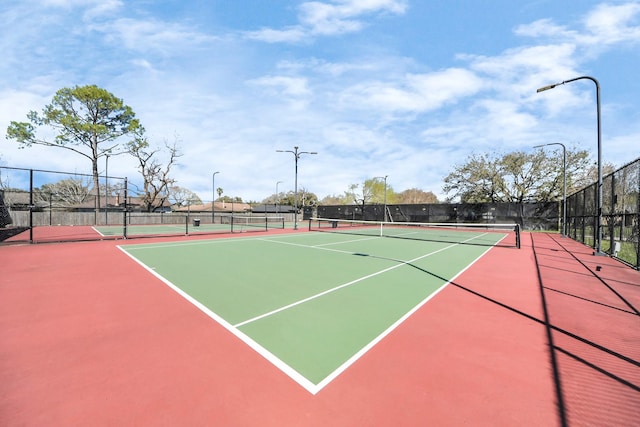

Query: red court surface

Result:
[1,231,638,426]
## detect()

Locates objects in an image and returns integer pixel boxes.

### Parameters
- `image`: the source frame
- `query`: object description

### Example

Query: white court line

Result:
[313,235,381,247]
[123,230,314,250]
[91,226,106,237]
[257,236,378,255]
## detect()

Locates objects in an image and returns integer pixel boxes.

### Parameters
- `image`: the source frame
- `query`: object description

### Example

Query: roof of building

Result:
[173,201,252,213]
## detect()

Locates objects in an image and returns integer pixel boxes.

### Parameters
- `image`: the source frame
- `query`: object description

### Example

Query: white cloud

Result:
[475,99,538,138]
[276,58,350,75]
[82,0,123,20]
[473,43,577,75]
[298,2,362,35]
[464,44,579,101]
[90,18,217,53]
[341,68,482,114]
[41,0,107,6]
[300,0,407,35]
[244,27,308,43]
[248,76,311,97]
[130,58,157,73]
[584,2,640,45]
[37,0,123,21]
[515,18,575,39]
[244,0,407,42]
[0,89,51,124]
[516,3,640,48]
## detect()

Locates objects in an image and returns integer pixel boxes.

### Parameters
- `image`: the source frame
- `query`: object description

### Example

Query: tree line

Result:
[4,84,612,210]
[442,149,613,204]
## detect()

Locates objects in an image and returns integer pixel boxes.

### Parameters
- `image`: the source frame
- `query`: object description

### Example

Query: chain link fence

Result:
[0,166,127,243]
[566,157,639,269]
[317,201,559,230]
[0,166,287,244]
[4,159,638,268]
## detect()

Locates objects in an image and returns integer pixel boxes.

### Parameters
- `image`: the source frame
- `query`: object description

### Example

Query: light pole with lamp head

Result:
[537,76,603,255]
[374,175,388,222]
[212,171,219,224]
[534,143,566,237]
[276,146,317,230]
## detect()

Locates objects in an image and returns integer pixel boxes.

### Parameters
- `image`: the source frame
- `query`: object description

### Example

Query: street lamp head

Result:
[276,146,317,230]
[536,84,559,93]
[538,78,599,93]
[538,76,599,95]
[533,142,566,150]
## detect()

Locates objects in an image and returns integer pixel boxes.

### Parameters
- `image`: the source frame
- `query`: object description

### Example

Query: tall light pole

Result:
[275,181,283,215]
[212,171,220,224]
[534,143,566,237]
[276,146,317,229]
[537,76,603,254]
[374,175,388,222]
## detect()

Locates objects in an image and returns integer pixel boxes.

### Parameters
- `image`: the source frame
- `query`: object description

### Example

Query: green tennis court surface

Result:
[120,227,509,393]
[95,223,232,236]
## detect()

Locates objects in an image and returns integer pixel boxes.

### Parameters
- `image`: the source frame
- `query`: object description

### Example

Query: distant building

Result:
[173,201,252,214]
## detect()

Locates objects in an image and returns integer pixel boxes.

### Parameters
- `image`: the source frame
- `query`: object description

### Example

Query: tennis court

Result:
[94,215,286,238]
[95,222,231,237]
[0,215,288,244]
[1,220,638,426]
[120,221,512,392]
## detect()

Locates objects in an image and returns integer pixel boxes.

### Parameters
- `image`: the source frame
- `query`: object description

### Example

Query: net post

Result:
[515,224,521,249]
[185,215,189,235]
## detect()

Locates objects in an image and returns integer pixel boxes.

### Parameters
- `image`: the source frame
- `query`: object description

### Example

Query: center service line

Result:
[233,233,488,328]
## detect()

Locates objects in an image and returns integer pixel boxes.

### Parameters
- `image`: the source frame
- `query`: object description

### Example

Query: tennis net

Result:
[309,218,521,248]
[220,215,286,232]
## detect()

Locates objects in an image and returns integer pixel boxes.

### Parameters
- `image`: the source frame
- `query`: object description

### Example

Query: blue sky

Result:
[1,0,639,202]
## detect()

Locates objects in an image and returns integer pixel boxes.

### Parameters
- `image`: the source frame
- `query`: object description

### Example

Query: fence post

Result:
[609,173,615,255]
[123,177,128,239]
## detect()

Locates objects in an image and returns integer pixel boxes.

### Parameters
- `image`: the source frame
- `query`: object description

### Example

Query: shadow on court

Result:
[361,232,640,426]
